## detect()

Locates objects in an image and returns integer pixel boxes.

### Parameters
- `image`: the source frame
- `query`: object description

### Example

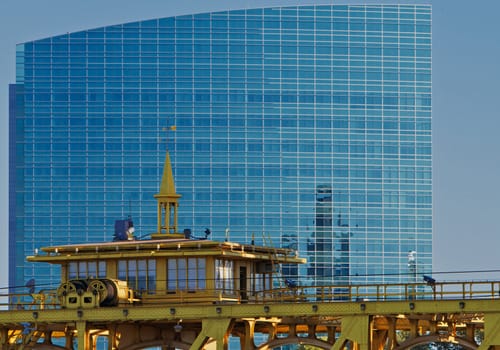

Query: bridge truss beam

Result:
[0,298,499,350]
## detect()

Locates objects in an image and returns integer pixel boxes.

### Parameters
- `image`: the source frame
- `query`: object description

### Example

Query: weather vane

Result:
[161,125,176,148]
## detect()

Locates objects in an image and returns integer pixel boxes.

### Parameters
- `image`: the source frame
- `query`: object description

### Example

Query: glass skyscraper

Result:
[10,5,432,292]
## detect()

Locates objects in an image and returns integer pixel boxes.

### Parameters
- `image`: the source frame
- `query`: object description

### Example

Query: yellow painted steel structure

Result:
[2,283,500,350]
[4,152,500,349]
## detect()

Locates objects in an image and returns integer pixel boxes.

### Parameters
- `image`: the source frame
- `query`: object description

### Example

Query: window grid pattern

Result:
[67,261,106,280]
[13,5,432,290]
[168,257,206,291]
[117,259,156,293]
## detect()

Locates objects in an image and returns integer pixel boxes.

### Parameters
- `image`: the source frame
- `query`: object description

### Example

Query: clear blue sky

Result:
[1,0,500,291]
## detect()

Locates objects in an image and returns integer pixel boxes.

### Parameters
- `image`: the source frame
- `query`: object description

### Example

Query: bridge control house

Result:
[27,151,305,309]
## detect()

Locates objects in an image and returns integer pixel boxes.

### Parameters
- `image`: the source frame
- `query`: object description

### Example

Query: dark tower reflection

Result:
[308,185,350,299]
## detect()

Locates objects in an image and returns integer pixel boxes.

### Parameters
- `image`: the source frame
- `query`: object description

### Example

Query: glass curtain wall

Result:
[11,5,432,292]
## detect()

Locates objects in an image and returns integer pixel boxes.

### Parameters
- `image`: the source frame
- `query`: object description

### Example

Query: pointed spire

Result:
[152,150,182,238]
[158,151,177,196]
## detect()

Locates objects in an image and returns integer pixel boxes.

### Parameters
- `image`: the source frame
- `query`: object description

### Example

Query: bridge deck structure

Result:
[2,279,500,350]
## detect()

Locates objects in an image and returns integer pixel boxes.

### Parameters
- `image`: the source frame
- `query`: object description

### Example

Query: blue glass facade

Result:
[11,5,432,291]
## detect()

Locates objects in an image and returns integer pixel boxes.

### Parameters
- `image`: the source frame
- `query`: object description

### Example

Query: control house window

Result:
[68,261,106,279]
[118,259,156,294]
[215,259,234,293]
[167,258,206,292]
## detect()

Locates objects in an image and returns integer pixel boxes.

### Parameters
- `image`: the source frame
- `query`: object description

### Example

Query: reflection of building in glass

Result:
[334,212,350,285]
[309,185,350,289]
[308,186,333,285]
[281,233,299,279]
[10,5,432,292]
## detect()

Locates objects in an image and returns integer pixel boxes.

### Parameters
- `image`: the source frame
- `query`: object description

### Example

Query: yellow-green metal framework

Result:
[1,281,500,350]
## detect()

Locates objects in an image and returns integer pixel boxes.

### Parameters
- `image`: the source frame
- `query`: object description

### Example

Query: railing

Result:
[1,281,500,310]
[0,290,59,310]
[254,281,500,303]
